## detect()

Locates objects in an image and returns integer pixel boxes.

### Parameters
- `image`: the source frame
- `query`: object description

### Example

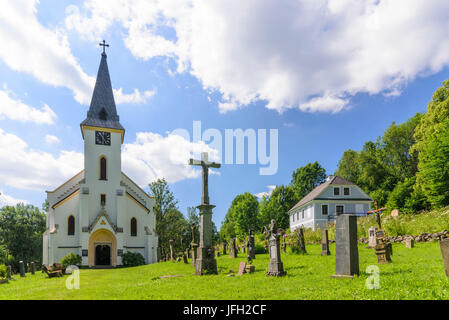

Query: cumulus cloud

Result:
[0,85,57,124]
[0,191,28,207]
[45,134,61,145]
[0,128,83,190]
[122,131,219,186]
[65,0,449,113]
[254,185,276,199]
[0,0,154,106]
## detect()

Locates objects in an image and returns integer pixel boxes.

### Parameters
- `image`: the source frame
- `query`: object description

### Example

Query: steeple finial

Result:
[99,40,109,54]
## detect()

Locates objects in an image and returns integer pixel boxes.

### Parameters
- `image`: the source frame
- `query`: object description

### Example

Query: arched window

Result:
[131,218,137,237]
[68,215,75,236]
[99,156,107,180]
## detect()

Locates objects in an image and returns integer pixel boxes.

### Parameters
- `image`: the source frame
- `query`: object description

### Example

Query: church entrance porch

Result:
[88,229,117,267]
[95,244,111,266]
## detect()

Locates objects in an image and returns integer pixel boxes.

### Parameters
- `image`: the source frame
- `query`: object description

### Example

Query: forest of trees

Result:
[219,80,449,241]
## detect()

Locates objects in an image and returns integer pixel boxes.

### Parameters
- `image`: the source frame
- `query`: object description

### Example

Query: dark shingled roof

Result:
[80,52,124,132]
[288,176,368,213]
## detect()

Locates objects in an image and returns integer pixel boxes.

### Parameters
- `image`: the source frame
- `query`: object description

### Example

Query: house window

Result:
[68,215,75,236]
[131,218,137,236]
[336,205,344,215]
[322,205,328,215]
[344,187,350,196]
[334,187,340,195]
[99,156,107,180]
[302,210,304,219]
[100,194,106,206]
[292,214,295,222]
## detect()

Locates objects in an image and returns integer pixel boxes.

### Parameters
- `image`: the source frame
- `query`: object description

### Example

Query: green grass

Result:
[1,242,449,300]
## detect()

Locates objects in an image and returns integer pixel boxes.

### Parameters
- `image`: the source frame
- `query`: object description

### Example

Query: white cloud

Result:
[45,134,60,145]
[122,131,219,186]
[65,0,449,113]
[0,191,28,207]
[255,185,276,199]
[0,0,154,106]
[0,86,57,124]
[114,88,156,105]
[0,128,83,190]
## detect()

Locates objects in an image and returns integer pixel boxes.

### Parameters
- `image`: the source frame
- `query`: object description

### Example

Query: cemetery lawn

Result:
[1,242,449,300]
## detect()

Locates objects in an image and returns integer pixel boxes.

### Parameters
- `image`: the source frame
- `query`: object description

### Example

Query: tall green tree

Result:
[148,178,187,256]
[221,193,259,241]
[335,149,361,184]
[0,204,46,265]
[258,185,296,230]
[413,80,449,208]
[290,162,326,201]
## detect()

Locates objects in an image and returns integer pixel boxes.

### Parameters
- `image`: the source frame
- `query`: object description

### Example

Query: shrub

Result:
[60,253,82,268]
[0,265,7,279]
[122,252,145,267]
[254,244,266,254]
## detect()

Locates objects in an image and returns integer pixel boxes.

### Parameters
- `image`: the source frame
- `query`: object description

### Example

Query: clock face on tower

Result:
[95,131,111,145]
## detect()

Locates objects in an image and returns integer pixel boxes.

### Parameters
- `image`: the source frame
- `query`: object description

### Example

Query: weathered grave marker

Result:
[229,238,237,258]
[368,226,377,248]
[223,242,227,255]
[331,214,359,278]
[266,219,286,277]
[31,262,35,275]
[19,261,25,277]
[440,238,449,278]
[374,229,392,264]
[6,265,11,280]
[247,231,256,260]
[237,262,247,276]
[295,227,307,254]
[321,229,330,256]
[169,240,175,261]
[405,237,414,248]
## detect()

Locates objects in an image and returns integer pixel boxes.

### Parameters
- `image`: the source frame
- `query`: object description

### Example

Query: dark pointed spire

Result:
[81,51,124,132]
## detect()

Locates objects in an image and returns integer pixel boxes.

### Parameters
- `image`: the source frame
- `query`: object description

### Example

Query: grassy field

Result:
[1,241,449,300]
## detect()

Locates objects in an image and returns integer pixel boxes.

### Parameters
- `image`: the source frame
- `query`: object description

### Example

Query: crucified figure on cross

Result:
[189,152,221,205]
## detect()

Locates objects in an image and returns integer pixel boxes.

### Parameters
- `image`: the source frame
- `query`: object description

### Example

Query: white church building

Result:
[42,50,158,267]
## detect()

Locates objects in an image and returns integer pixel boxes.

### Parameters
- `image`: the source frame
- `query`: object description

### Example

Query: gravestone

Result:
[237,262,247,276]
[169,240,175,261]
[247,233,256,260]
[321,229,330,256]
[223,242,227,255]
[31,262,35,275]
[405,238,414,248]
[440,239,449,278]
[183,251,189,264]
[189,152,220,275]
[266,220,286,277]
[191,223,198,266]
[19,261,25,277]
[229,238,237,258]
[368,226,377,248]
[6,266,11,280]
[331,214,359,278]
[391,209,399,220]
[157,246,161,262]
[374,229,392,264]
[295,227,307,254]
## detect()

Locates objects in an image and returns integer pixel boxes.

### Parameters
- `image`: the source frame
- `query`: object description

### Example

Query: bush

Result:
[60,253,82,268]
[122,252,145,267]
[0,265,7,279]
[254,244,266,254]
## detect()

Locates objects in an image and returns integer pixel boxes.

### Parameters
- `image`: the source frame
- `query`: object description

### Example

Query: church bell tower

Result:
[80,43,124,215]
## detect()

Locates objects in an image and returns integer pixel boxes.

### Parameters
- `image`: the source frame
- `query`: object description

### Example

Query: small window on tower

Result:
[99,107,108,120]
[100,194,106,206]
[68,215,75,236]
[99,156,107,180]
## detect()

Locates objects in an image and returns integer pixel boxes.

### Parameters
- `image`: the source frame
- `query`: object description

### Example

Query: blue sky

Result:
[0,0,448,228]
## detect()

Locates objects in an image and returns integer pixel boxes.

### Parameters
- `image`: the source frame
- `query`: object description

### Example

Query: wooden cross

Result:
[189,152,221,205]
[99,40,109,53]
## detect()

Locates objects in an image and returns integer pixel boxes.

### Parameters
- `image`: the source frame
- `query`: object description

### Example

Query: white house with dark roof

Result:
[289,175,373,231]
[42,50,158,267]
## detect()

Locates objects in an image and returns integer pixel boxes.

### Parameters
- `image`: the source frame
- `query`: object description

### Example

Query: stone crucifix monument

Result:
[189,152,221,275]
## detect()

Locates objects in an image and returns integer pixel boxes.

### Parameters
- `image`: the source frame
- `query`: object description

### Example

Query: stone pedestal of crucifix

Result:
[189,152,221,275]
